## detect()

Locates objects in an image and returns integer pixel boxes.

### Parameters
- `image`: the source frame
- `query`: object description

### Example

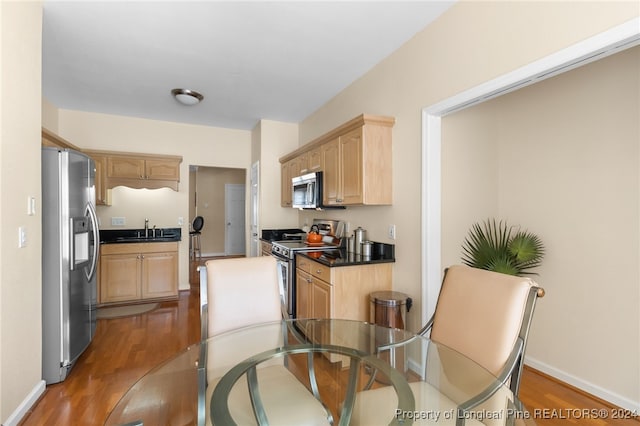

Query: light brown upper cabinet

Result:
[281,159,295,207]
[84,151,111,206]
[307,146,323,173]
[41,129,182,193]
[281,155,309,207]
[321,138,340,205]
[280,114,394,207]
[105,153,182,191]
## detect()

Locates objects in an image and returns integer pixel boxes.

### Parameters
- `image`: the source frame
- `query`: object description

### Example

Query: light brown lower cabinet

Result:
[99,242,178,305]
[296,255,393,364]
[295,255,392,321]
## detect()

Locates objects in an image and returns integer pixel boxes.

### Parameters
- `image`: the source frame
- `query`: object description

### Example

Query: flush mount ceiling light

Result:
[171,88,204,106]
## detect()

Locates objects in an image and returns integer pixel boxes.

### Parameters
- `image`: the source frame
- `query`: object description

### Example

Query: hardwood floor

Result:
[20,290,201,426]
[21,264,638,425]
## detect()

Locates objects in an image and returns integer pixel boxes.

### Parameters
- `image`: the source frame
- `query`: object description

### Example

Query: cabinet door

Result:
[108,157,145,179]
[90,154,110,206]
[141,252,178,299]
[311,278,332,319]
[339,128,363,205]
[281,162,292,207]
[297,152,310,175]
[307,147,323,172]
[100,254,141,303]
[296,269,312,319]
[321,138,340,205]
[145,159,180,181]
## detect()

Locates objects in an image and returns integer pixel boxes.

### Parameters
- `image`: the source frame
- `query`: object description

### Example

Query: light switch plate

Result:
[27,196,36,216]
[18,227,27,248]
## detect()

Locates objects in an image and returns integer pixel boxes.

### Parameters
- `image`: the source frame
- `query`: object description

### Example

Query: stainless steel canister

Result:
[354,227,366,255]
[362,240,373,257]
[346,236,355,253]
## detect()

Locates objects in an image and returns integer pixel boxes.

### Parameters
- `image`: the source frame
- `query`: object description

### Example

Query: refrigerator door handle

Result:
[85,202,100,282]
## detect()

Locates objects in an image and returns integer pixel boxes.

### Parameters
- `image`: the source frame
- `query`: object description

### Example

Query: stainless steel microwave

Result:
[292,172,322,209]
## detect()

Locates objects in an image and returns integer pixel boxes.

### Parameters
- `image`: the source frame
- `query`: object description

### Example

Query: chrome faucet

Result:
[144,218,149,238]
[152,225,157,239]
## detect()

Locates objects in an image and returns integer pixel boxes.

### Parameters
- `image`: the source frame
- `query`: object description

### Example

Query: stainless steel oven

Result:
[271,240,335,318]
[265,220,344,318]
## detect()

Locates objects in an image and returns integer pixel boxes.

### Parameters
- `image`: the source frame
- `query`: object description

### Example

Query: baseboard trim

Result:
[525,356,640,413]
[2,380,46,426]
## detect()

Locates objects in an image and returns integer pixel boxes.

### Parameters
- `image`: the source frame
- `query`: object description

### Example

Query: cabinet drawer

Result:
[309,261,331,281]
[101,242,178,255]
[296,255,313,273]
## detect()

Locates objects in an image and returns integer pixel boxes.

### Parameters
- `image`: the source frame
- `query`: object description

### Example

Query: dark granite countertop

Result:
[100,228,182,244]
[297,242,395,267]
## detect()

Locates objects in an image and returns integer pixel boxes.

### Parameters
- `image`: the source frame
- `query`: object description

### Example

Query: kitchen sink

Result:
[100,228,182,244]
[114,236,179,243]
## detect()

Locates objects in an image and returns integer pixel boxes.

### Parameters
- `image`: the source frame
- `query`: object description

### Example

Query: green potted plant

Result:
[461,218,545,276]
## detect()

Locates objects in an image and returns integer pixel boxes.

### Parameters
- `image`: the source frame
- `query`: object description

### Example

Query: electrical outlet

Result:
[111,217,126,226]
[178,217,184,226]
[388,224,396,240]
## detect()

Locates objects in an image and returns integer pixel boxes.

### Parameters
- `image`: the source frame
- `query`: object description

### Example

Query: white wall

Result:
[0,2,44,423]
[297,0,639,410]
[56,109,252,290]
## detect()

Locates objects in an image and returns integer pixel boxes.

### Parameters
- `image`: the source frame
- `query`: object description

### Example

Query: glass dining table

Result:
[105,319,536,426]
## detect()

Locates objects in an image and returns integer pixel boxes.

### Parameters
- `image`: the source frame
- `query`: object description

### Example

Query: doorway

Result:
[189,166,246,257]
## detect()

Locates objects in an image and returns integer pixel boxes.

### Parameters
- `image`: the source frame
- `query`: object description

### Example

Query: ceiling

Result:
[42,1,454,131]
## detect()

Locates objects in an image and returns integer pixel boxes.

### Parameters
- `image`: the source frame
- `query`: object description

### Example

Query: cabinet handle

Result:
[316,269,322,274]
[307,278,312,283]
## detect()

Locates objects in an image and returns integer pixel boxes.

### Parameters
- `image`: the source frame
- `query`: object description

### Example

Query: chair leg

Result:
[190,233,202,260]
[195,234,201,260]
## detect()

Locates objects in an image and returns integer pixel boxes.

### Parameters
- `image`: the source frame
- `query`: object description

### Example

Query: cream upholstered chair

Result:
[351,265,544,426]
[197,256,331,426]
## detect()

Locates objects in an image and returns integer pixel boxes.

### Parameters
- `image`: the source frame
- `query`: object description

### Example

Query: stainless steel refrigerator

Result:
[42,147,100,384]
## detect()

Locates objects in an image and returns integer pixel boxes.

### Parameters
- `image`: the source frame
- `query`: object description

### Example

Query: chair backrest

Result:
[203,256,282,337]
[427,265,543,393]
[192,216,204,233]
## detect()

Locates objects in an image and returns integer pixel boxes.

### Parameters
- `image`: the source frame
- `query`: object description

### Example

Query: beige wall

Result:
[0,2,44,423]
[298,0,639,409]
[41,98,58,133]
[254,119,299,229]
[443,46,640,405]
[3,0,639,422]
[56,109,252,290]
[194,167,245,255]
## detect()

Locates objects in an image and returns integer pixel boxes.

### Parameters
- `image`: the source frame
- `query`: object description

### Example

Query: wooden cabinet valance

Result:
[280,114,394,207]
[42,130,183,194]
[86,150,182,192]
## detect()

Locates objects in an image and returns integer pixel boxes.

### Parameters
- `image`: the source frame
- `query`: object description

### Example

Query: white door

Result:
[225,184,246,255]
[250,161,260,257]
